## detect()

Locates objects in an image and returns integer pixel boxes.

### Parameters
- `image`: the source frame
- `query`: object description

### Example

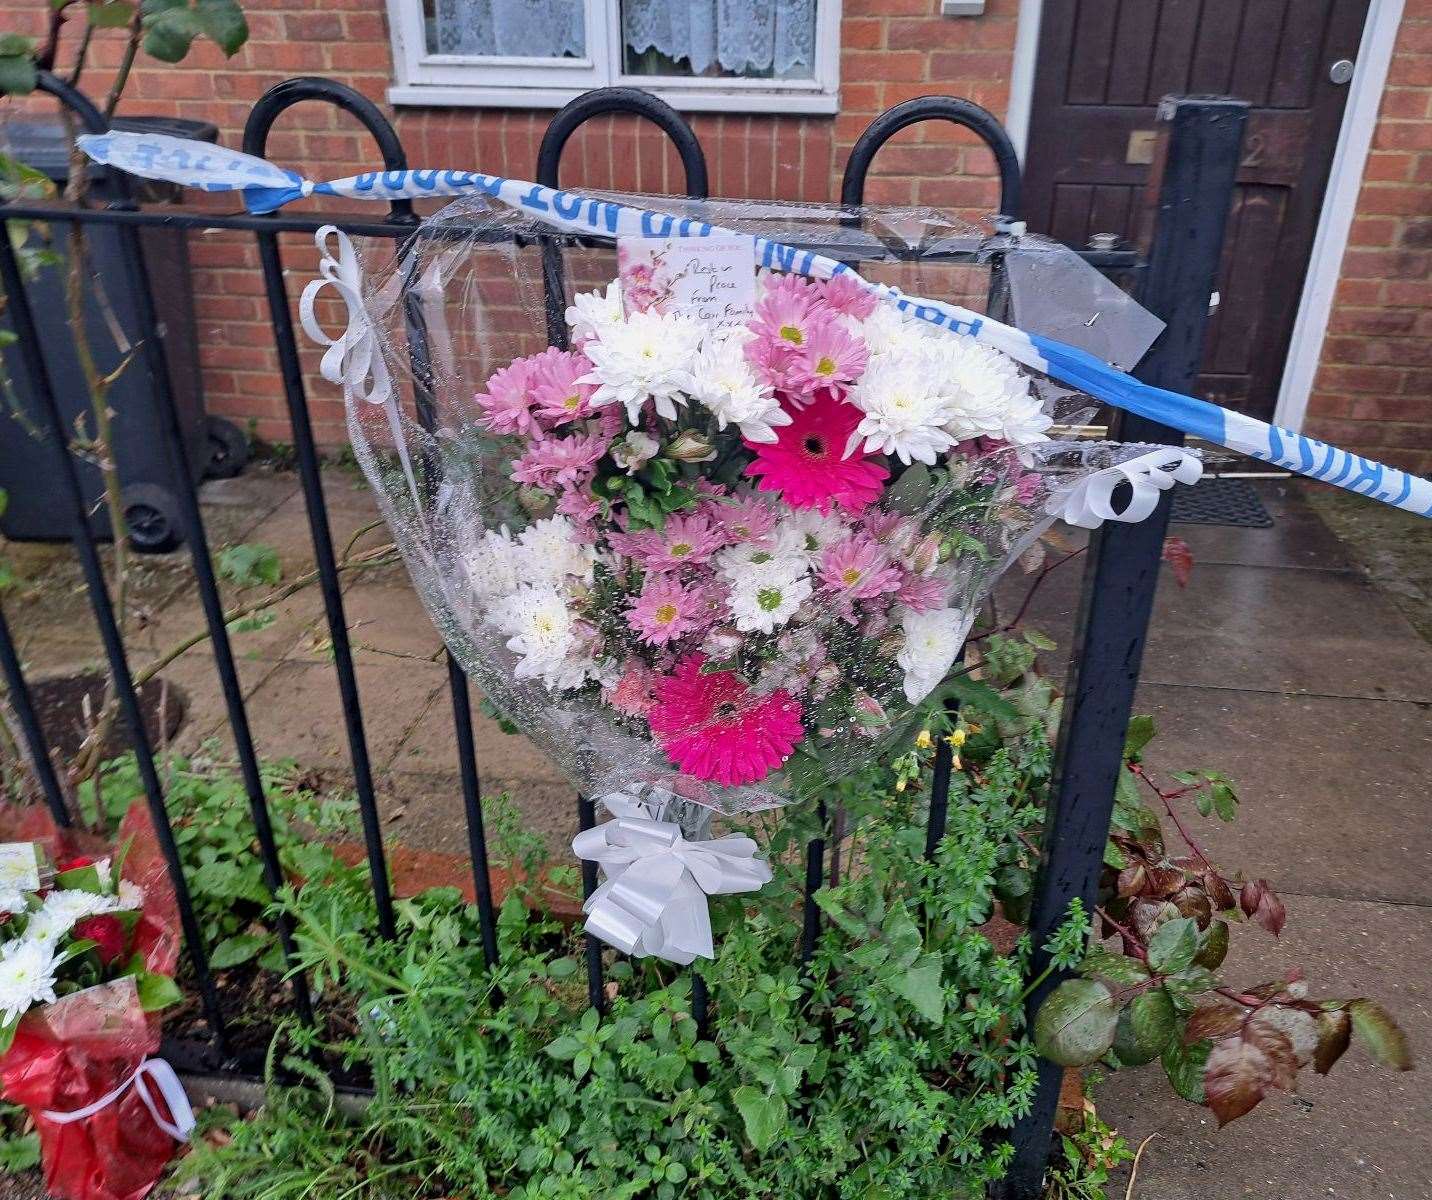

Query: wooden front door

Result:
[1021,0,1370,420]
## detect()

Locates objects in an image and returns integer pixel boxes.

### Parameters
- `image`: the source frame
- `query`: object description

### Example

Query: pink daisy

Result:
[528,348,596,426]
[648,655,804,787]
[473,358,537,436]
[510,432,608,488]
[608,513,725,570]
[818,535,903,600]
[706,495,779,543]
[607,660,660,717]
[785,320,868,397]
[628,576,702,647]
[557,486,601,531]
[819,272,878,319]
[896,569,949,613]
[743,390,889,514]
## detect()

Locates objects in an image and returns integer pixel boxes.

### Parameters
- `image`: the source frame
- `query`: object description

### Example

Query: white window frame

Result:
[386,0,841,114]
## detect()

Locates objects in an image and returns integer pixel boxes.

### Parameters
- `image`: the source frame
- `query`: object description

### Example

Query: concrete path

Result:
[7,469,1429,1197]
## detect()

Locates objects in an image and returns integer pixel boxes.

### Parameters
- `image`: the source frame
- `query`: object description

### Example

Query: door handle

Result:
[1329,59,1355,85]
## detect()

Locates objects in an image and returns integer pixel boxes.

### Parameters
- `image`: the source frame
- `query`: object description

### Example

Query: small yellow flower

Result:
[915,730,933,750]
[895,778,907,793]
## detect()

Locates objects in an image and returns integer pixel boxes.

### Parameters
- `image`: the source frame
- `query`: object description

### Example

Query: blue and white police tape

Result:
[75,130,1432,518]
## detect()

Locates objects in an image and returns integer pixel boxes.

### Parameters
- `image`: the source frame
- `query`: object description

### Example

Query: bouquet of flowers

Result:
[313,193,1201,960]
[0,808,191,1200]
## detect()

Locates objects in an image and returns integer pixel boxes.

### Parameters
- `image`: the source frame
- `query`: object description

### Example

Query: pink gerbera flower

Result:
[608,513,726,570]
[557,486,601,530]
[474,358,537,435]
[510,432,608,488]
[628,576,702,647]
[818,534,903,600]
[648,655,804,786]
[528,348,596,426]
[785,320,868,396]
[819,272,878,319]
[744,390,889,514]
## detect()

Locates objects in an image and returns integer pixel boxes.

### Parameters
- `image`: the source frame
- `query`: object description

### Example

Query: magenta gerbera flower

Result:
[648,655,804,786]
[743,391,889,514]
[818,534,903,600]
[627,576,702,647]
[608,513,726,570]
[528,348,596,426]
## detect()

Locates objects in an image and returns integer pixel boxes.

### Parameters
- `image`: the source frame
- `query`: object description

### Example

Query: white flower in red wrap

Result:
[572,792,772,965]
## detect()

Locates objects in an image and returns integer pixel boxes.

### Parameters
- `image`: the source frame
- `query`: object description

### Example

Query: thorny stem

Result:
[103,11,144,120]
[967,547,1087,648]
[1128,762,1215,871]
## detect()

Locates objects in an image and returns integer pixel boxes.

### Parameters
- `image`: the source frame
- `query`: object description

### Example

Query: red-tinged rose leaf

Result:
[1185,1003,1246,1044]
[1172,886,1213,928]
[1162,536,1195,587]
[1313,1009,1352,1075]
[1348,1000,1414,1071]
[1248,1005,1318,1072]
[1204,1035,1274,1126]
[1117,864,1148,898]
[1205,872,1236,913]
[1146,864,1186,898]
[1132,899,1180,941]
[1194,919,1230,970]
[1239,879,1287,937]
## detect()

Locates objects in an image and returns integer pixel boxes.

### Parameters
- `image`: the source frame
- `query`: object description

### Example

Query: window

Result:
[387,0,840,113]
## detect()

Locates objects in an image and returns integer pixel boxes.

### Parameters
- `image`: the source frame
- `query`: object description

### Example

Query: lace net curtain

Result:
[432,0,817,78]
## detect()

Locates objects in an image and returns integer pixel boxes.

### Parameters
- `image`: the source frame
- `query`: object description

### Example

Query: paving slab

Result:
[210,658,446,771]
[388,681,570,783]
[379,768,578,859]
[1134,684,1432,907]
[1168,480,1356,572]
[1099,894,1431,1200]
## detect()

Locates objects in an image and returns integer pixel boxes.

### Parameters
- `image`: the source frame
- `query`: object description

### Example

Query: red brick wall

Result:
[2,0,1427,466]
[1304,0,1432,474]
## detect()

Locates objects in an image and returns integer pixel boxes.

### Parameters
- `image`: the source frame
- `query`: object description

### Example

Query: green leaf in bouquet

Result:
[0,1017,16,1057]
[54,863,104,894]
[135,971,183,1012]
[885,462,932,514]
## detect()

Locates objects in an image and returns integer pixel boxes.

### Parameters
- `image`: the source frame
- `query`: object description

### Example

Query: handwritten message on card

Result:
[616,235,757,332]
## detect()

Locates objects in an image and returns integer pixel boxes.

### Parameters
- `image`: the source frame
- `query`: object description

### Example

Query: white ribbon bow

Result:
[41,1057,195,1142]
[1047,448,1203,529]
[299,226,392,408]
[572,793,772,966]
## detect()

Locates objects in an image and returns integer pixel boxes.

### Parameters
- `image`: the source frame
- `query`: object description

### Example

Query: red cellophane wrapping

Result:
[0,804,184,1200]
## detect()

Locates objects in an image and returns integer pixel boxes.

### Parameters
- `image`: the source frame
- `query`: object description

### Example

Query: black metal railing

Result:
[0,79,1244,1198]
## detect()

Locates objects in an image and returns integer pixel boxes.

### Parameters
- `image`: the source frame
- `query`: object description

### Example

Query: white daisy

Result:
[776,510,848,560]
[0,939,59,1026]
[579,308,704,424]
[896,606,973,703]
[687,332,791,444]
[728,573,812,635]
[565,281,623,344]
[715,543,807,586]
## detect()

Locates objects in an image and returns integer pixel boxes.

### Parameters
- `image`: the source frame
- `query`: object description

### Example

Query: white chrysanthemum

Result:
[118,879,144,911]
[935,337,1043,445]
[487,585,595,691]
[0,892,26,916]
[897,606,973,703]
[513,516,595,588]
[579,308,703,424]
[997,393,1055,449]
[855,303,932,358]
[26,888,117,946]
[0,939,59,1026]
[687,333,791,444]
[847,354,959,465]
[461,527,521,599]
[565,281,623,344]
[728,573,812,635]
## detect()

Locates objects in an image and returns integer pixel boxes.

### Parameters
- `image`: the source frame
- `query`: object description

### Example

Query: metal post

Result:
[994,96,1247,1200]
[0,606,70,826]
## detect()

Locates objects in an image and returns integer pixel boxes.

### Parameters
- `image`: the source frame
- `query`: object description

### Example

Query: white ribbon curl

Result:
[40,1057,195,1142]
[572,793,772,965]
[1046,448,1203,530]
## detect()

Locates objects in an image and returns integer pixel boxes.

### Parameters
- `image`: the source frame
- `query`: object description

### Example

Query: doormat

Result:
[1170,477,1274,528]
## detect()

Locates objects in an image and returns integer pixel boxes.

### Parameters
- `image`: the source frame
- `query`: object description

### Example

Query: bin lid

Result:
[1,116,219,183]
